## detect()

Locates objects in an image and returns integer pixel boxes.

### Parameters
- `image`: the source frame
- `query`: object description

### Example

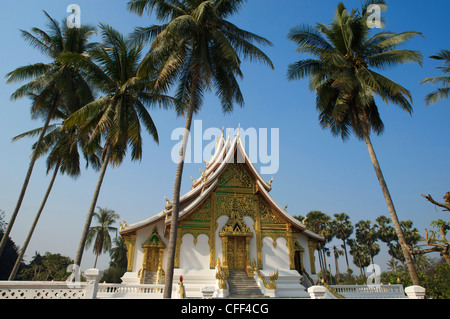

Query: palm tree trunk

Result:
[163,75,199,299]
[364,134,420,286]
[73,145,111,269]
[0,95,59,257]
[342,240,350,271]
[8,160,61,281]
[94,253,99,269]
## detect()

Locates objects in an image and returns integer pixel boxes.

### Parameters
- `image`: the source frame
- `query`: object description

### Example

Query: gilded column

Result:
[123,233,136,272]
[210,192,216,269]
[308,239,318,274]
[221,236,229,276]
[254,205,263,269]
[287,231,296,270]
[245,237,254,277]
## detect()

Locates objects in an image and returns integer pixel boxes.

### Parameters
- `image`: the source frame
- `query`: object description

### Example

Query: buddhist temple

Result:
[119,131,324,298]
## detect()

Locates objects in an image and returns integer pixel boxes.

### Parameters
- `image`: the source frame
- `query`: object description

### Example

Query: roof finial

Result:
[237,123,241,138]
[268,177,273,186]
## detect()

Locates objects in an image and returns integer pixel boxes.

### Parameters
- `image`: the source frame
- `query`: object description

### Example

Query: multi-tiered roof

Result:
[120,132,323,242]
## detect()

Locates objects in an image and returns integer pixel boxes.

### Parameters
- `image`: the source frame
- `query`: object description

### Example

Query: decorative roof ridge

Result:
[255,180,324,241]
[166,179,219,224]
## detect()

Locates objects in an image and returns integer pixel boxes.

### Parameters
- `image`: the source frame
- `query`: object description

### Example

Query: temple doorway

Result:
[227,236,247,270]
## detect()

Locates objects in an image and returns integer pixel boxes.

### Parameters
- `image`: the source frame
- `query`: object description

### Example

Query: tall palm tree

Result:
[61,24,173,269]
[127,0,273,298]
[348,238,371,276]
[302,210,332,273]
[85,207,119,268]
[7,95,101,280]
[375,215,398,271]
[331,212,353,271]
[333,245,344,282]
[109,236,128,270]
[355,220,380,266]
[421,49,450,106]
[0,12,97,258]
[287,0,423,285]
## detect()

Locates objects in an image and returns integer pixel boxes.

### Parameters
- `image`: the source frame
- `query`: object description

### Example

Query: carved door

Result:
[145,248,159,271]
[227,236,246,269]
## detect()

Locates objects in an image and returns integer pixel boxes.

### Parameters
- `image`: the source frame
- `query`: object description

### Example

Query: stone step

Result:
[227,270,265,298]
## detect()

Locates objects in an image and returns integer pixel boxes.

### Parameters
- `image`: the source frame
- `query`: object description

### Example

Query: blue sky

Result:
[0,0,449,273]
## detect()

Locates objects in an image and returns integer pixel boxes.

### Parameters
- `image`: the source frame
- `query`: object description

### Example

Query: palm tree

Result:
[85,207,119,268]
[348,238,371,276]
[355,220,380,266]
[7,94,101,280]
[127,0,274,298]
[302,211,332,273]
[287,0,423,285]
[333,245,344,282]
[375,215,397,273]
[331,213,353,271]
[421,49,450,106]
[0,12,97,258]
[61,24,173,269]
[109,236,128,270]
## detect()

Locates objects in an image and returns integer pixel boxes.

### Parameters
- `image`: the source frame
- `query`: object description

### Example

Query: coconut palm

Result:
[85,207,119,268]
[331,213,353,271]
[287,0,423,285]
[0,12,97,258]
[61,24,173,269]
[109,236,128,270]
[421,49,450,106]
[127,0,273,297]
[7,95,101,280]
[61,24,171,268]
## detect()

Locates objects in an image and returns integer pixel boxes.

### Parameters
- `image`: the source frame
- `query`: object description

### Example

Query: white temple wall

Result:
[297,234,313,275]
[261,237,290,274]
[243,216,257,263]
[214,216,228,262]
[133,221,168,273]
[179,234,210,271]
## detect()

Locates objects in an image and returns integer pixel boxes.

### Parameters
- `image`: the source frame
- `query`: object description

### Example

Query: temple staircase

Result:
[143,271,158,284]
[227,270,266,298]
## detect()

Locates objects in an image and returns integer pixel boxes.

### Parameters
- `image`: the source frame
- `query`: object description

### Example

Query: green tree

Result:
[421,49,450,106]
[17,252,74,281]
[0,211,20,280]
[101,236,128,283]
[287,0,423,285]
[61,24,172,269]
[355,220,380,266]
[302,211,332,273]
[8,83,101,281]
[85,207,120,268]
[127,0,273,297]
[333,245,344,282]
[0,11,97,258]
[109,236,128,270]
[348,238,371,276]
[376,215,398,271]
[331,212,353,271]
